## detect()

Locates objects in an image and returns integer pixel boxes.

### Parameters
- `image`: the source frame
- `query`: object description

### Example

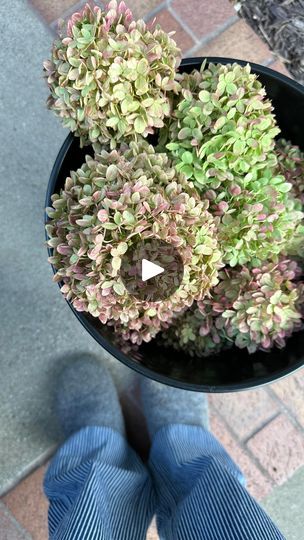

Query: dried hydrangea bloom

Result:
[212,166,304,266]
[43,1,181,147]
[162,62,303,266]
[275,139,304,257]
[277,139,304,206]
[162,304,232,358]
[208,259,304,353]
[46,142,222,345]
[164,61,280,188]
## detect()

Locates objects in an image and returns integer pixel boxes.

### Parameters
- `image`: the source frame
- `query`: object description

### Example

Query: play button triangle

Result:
[141,258,164,282]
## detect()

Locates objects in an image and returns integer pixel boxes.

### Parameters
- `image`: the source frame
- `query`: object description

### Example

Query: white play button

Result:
[141,258,164,282]
[120,239,184,301]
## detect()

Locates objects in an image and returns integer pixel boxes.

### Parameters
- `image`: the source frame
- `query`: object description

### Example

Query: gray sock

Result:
[141,378,209,438]
[56,355,125,438]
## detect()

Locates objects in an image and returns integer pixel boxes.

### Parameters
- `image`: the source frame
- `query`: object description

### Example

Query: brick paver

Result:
[3,466,48,540]
[29,0,80,23]
[247,414,304,485]
[171,0,235,40]
[210,388,279,441]
[197,19,272,64]
[130,0,163,19]
[271,374,304,428]
[210,412,273,499]
[0,501,30,540]
[153,9,194,52]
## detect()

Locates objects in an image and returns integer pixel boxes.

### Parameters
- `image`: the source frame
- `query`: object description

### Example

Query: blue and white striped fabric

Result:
[44,424,285,540]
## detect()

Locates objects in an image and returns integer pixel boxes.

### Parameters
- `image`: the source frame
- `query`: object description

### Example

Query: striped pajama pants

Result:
[44,424,284,540]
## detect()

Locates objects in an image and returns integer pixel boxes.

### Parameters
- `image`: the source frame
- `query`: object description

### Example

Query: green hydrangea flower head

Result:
[164,61,280,188]
[161,63,303,266]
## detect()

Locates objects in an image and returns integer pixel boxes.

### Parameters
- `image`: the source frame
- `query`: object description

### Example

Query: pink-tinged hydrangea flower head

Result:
[46,142,223,345]
[43,1,181,147]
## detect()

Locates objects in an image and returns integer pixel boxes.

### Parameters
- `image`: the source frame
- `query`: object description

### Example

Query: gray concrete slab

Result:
[262,466,304,540]
[0,502,31,540]
[0,0,136,495]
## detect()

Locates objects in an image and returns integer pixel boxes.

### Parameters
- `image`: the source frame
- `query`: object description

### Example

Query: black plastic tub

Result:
[45,57,304,392]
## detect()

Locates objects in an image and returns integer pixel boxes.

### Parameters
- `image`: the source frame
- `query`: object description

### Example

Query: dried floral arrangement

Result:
[45,1,304,357]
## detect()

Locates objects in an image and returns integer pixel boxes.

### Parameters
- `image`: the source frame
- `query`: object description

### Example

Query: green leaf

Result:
[102,223,118,230]
[277,182,292,193]
[90,127,100,140]
[142,97,154,107]
[150,101,163,118]
[113,282,125,295]
[137,58,149,75]
[114,212,122,225]
[178,127,192,140]
[257,118,272,131]
[224,71,235,83]
[134,116,147,134]
[69,57,81,68]
[251,99,264,110]
[192,128,203,141]
[101,281,114,289]
[77,108,85,122]
[128,100,140,112]
[112,256,121,270]
[108,63,122,82]
[116,242,128,255]
[69,254,79,264]
[194,169,205,184]
[227,107,236,120]
[226,82,237,94]
[217,80,226,96]
[181,151,193,164]
[106,164,118,181]
[131,192,141,203]
[113,89,125,100]
[199,245,213,255]
[106,117,120,128]
[75,215,93,226]
[180,164,193,179]
[121,97,132,114]
[166,142,180,151]
[189,106,202,117]
[135,75,148,94]
[270,290,282,305]
[229,256,238,267]
[123,210,136,223]
[233,139,245,154]
[213,117,226,131]
[198,90,210,103]
[108,38,123,51]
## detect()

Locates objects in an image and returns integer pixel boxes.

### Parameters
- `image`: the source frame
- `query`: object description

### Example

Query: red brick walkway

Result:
[1,1,301,538]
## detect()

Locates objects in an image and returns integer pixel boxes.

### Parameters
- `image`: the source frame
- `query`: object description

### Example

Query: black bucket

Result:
[45,57,304,392]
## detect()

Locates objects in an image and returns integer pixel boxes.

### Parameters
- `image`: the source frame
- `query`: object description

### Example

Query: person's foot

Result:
[140,378,209,438]
[56,355,125,438]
